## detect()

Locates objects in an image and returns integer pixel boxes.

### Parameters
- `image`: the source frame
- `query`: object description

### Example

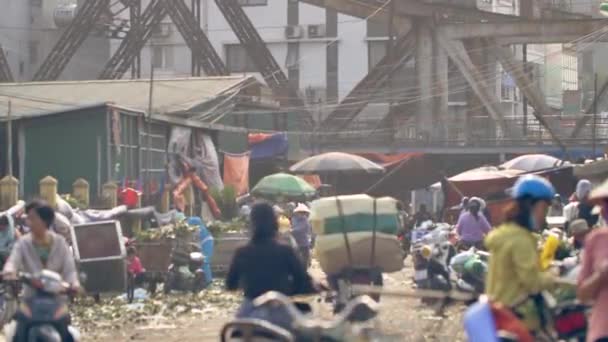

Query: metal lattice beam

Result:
[32,0,110,81]
[489,39,566,149]
[300,0,518,23]
[321,30,416,130]
[99,0,166,79]
[0,46,13,83]
[164,0,227,76]
[435,32,520,139]
[215,0,313,127]
[214,0,289,92]
[570,79,608,138]
[439,19,608,41]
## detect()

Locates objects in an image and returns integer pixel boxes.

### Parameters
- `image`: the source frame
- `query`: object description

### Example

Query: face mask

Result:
[528,216,537,231]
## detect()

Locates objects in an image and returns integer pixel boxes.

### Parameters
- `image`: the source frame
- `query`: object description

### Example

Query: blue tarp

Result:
[187,216,214,286]
[250,133,288,160]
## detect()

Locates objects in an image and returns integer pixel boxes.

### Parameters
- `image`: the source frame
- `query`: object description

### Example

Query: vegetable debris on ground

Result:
[72,280,240,333]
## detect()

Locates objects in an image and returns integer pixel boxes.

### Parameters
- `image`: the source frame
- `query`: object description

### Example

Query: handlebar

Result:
[252,291,379,330]
[2,271,78,296]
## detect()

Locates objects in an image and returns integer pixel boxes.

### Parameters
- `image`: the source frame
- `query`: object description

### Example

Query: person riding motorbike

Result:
[225,202,317,329]
[484,175,556,333]
[3,200,80,296]
[0,214,18,267]
[3,200,80,341]
[577,178,608,342]
[456,198,491,250]
[564,179,598,231]
[413,204,432,227]
[548,194,564,217]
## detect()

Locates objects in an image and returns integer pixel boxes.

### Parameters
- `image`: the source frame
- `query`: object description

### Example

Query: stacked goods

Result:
[311,194,403,274]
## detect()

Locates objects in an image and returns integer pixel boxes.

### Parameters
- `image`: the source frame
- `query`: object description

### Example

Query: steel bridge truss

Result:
[30,0,608,145]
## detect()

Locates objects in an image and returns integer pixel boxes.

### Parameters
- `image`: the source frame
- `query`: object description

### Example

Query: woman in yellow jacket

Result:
[485,175,556,333]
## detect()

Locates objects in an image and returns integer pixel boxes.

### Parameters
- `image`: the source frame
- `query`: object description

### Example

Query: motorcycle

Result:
[327,267,383,314]
[4,270,80,342]
[450,248,489,296]
[164,250,206,294]
[220,291,386,342]
[410,222,456,292]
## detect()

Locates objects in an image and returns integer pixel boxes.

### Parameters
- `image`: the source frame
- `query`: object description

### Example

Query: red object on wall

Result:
[121,188,140,208]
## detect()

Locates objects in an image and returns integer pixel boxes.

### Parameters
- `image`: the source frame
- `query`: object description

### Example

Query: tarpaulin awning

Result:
[299,174,322,189]
[248,132,288,160]
[500,154,566,173]
[449,166,524,182]
[356,152,425,167]
[223,152,250,196]
[443,166,524,209]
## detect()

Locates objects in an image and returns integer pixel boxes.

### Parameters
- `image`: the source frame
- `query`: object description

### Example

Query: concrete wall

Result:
[0,0,33,81]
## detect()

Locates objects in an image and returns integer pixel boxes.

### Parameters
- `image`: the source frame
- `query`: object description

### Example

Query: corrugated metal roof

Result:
[0,76,254,119]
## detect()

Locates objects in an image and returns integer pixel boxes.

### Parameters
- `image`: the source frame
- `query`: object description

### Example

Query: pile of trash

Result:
[207,218,247,237]
[135,220,199,242]
[72,280,240,333]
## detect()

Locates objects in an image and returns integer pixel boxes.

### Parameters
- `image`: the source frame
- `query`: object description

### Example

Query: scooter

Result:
[327,267,383,315]
[410,223,455,292]
[4,270,80,342]
[450,248,489,296]
[164,251,206,294]
[221,291,384,342]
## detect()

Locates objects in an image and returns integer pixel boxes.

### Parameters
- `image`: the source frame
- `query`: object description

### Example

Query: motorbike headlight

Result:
[421,245,433,259]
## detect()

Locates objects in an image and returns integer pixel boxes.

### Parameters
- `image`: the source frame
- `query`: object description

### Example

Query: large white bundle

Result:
[315,231,403,274]
[310,194,399,235]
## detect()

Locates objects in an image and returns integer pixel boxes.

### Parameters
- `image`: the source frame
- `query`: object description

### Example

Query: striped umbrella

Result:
[289,152,385,174]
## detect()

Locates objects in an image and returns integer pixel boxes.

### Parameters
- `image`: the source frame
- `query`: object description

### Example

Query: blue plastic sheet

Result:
[250,133,288,160]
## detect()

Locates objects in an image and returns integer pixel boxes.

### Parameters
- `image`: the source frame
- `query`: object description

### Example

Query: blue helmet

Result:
[512,175,555,201]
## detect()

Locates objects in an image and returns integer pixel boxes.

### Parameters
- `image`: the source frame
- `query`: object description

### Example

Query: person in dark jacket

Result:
[226,202,316,323]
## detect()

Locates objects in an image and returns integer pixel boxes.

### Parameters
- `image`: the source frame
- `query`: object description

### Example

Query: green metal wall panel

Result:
[23,107,108,198]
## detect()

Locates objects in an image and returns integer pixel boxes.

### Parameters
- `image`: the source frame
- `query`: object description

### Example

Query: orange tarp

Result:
[223,152,250,196]
[299,174,322,189]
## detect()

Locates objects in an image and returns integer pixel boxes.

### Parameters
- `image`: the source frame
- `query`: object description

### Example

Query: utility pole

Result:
[522,44,528,136]
[386,0,395,143]
[6,100,11,176]
[145,60,155,202]
[593,73,598,157]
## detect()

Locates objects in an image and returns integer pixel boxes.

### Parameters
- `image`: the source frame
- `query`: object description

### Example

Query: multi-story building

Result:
[0,0,110,81]
[0,0,588,141]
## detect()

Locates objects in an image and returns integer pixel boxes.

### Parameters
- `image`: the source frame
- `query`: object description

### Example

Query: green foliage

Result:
[207,218,247,238]
[135,219,198,242]
[210,185,238,221]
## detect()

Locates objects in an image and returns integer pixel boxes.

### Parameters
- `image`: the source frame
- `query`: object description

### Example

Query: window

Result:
[225,44,257,73]
[285,44,299,70]
[29,41,39,65]
[237,0,267,6]
[501,72,517,101]
[368,40,387,69]
[562,49,578,91]
[151,45,173,69]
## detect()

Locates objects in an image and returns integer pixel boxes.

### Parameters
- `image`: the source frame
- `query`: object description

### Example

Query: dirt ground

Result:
[74,258,467,342]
